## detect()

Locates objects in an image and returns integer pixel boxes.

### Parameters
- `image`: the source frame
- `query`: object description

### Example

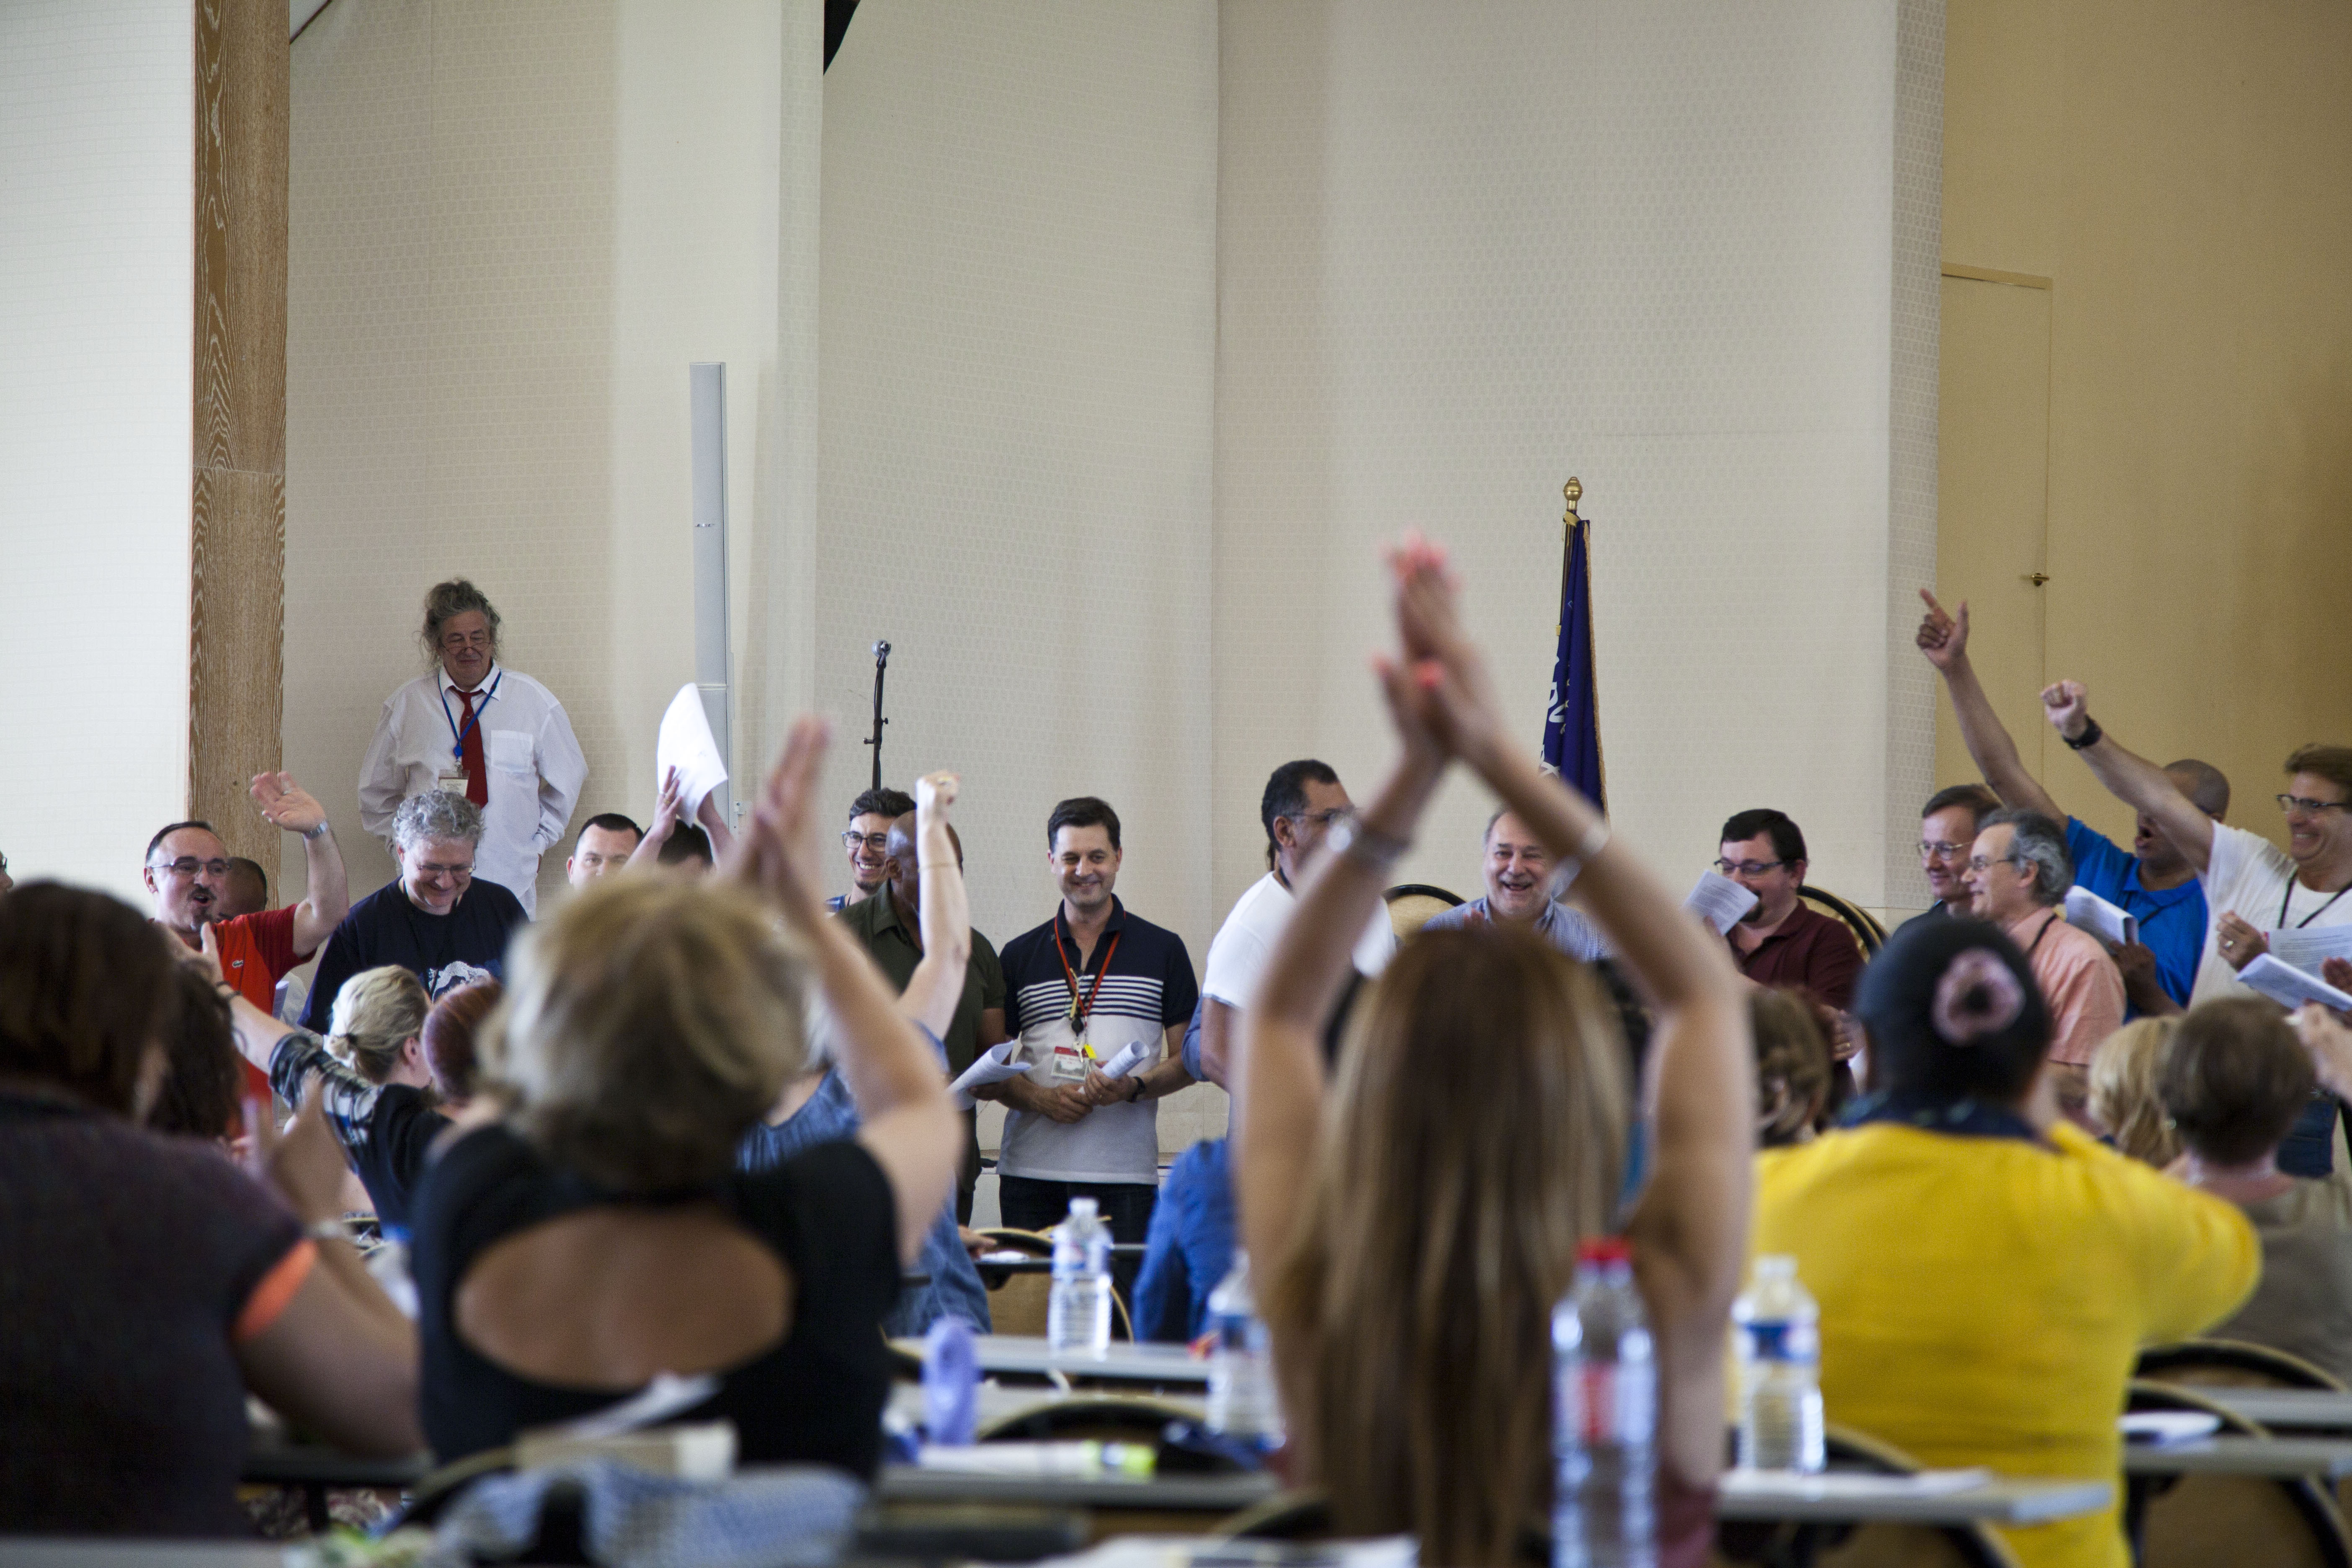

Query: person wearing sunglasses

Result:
[2043,682,2352,1008]
[1717,807,1862,1013]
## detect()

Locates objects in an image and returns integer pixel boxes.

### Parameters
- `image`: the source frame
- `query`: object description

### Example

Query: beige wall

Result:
[1215,0,1944,926]
[818,0,1222,1151]
[285,0,823,911]
[1938,0,2352,854]
[0,0,194,902]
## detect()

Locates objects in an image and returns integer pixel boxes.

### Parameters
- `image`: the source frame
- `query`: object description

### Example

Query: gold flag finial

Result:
[1563,477,1582,526]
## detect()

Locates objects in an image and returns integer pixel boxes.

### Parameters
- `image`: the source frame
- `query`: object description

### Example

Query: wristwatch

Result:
[2062,717,2104,751]
[1126,1076,1147,1104]
[303,820,333,840]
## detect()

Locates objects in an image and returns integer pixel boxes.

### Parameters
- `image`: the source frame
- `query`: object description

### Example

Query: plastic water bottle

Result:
[1553,1237,1656,1568]
[1204,1251,1283,1446]
[1047,1197,1113,1356]
[1734,1254,1826,1472]
[921,1315,978,1446]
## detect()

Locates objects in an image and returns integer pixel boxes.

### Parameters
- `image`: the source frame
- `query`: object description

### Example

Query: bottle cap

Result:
[1070,1197,1099,1220]
[1576,1235,1632,1266]
[1754,1254,1797,1279]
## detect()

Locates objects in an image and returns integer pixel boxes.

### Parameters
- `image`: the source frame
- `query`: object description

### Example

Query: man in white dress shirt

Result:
[1190,759,1395,1088]
[358,579,587,915]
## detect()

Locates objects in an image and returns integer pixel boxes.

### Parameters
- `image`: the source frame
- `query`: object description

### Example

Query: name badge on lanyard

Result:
[1049,914,1122,1083]
[436,769,472,797]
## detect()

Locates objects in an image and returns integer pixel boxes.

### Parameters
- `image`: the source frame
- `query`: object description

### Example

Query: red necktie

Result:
[455,688,489,807]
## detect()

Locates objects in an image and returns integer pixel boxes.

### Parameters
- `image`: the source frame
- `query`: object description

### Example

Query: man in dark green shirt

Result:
[836,811,1007,1221]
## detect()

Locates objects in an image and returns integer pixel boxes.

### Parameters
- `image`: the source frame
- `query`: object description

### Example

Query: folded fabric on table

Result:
[433,1456,864,1568]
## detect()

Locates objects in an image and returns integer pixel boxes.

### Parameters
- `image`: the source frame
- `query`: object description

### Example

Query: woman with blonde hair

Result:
[406,719,957,1473]
[223,961,451,1235]
[1752,988,1834,1148]
[1235,541,1754,1567]
[2086,1017,2180,1166]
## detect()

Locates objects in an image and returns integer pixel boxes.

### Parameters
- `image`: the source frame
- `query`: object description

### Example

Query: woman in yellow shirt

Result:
[1754,917,2258,1568]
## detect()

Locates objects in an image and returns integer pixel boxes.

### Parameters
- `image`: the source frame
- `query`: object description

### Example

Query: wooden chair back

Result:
[2125,1380,2352,1568]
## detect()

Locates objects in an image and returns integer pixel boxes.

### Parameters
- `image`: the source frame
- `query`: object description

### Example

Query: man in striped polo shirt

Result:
[981,796,1198,1287]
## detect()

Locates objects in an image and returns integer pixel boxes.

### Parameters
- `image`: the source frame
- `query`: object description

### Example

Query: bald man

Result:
[1919,591,2226,1014]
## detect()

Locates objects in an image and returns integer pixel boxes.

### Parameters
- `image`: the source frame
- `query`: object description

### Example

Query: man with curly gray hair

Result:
[1961,807,2124,1124]
[358,578,587,916]
[298,790,529,1034]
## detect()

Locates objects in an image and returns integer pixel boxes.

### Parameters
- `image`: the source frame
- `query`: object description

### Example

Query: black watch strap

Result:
[2063,717,2104,751]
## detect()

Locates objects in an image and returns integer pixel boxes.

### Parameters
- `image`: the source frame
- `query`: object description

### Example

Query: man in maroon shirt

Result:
[1718,808,1862,1012]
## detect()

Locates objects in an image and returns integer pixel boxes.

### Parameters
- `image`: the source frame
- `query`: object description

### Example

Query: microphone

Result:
[873,640,891,666]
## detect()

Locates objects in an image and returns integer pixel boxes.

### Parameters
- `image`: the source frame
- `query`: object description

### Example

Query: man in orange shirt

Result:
[1962,808,2124,1126]
[145,773,351,1098]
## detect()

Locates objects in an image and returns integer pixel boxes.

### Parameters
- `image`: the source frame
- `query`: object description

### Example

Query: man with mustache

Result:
[1718,808,1862,1014]
[146,772,351,1096]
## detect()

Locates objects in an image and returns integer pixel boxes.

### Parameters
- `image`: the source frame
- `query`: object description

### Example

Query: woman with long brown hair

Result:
[1235,540,1754,1567]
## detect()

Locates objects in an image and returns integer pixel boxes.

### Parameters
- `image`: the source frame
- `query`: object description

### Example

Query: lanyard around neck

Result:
[438,670,503,761]
[2281,877,2352,931]
[1052,908,1122,1031]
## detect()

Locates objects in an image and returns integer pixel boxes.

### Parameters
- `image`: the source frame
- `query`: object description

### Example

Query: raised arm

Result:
[1234,663,1445,1301]
[1390,539,1752,1495]
[894,773,972,1038]
[2042,680,2216,873]
[250,773,350,952]
[628,768,685,868]
[732,718,956,1263]
[1915,592,2063,820]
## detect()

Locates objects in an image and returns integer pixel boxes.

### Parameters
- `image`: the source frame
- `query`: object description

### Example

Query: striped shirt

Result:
[996,898,1198,1184]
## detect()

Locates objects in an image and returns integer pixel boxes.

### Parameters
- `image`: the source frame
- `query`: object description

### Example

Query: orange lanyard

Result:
[1052,911,1123,1033]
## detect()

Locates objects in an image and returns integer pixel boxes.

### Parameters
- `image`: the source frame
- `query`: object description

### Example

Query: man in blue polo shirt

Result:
[979,796,1197,1286]
[1917,591,2226,1013]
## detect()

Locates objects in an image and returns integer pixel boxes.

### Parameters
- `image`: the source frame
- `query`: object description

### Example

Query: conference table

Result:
[888,1333,1214,1390]
[2193,1386,2352,1434]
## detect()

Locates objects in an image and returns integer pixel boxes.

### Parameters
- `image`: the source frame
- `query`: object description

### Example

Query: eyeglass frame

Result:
[841,830,892,853]
[147,856,231,880]
[2277,794,2350,818]
[1918,839,1970,861]
[1965,850,2032,874]
[1282,807,1356,833]
[1715,857,1794,878]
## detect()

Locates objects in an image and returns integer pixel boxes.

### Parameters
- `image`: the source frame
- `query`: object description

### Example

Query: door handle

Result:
[2025,572,2050,587]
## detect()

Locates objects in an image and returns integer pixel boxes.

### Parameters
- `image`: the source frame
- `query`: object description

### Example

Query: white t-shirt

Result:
[1202,871,1396,1010]
[2192,822,2352,1003]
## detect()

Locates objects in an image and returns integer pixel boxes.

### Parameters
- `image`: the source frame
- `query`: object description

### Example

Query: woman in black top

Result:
[408,720,960,1474]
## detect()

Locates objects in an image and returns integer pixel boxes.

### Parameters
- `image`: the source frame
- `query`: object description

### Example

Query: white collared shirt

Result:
[357,661,588,916]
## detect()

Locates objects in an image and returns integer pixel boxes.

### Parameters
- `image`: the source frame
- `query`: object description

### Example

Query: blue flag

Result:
[1540,500,1606,811]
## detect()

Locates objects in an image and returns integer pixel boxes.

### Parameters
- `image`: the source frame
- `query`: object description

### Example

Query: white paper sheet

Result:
[2266,925,2352,973]
[1093,1038,1154,1081]
[2063,886,2139,948]
[1685,871,1759,936]
[655,683,729,822]
[2238,954,2352,1014]
[950,1039,1033,1111]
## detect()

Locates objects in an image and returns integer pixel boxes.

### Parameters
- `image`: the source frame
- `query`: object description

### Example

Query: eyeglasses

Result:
[1288,807,1355,831]
[1966,853,2026,874]
[1715,859,1791,878]
[438,631,493,651]
[842,831,892,853]
[1919,840,1968,861]
[413,861,473,877]
[2277,794,2349,818]
[149,857,230,879]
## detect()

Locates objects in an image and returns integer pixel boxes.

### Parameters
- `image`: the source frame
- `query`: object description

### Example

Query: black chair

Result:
[1798,885,1888,959]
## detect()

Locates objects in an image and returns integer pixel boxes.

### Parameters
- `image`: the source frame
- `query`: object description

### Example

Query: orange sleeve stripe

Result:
[235,1239,318,1344]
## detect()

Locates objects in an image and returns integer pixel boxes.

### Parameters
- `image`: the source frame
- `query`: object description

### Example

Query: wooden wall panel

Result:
[190,0,289,866]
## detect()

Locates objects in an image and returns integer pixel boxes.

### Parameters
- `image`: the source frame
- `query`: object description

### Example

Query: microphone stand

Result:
[865,640,891,791]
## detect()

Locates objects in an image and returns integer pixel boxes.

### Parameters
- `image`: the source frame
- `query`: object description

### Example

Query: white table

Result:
[888,1382,1206,1432]
[1715,1471,2112,1526]
[2121,1434,2352,1479]
[0,1545,293,1568]
[2194,1387,2352,1433]
[875,1464,1279,1512]
[891,1333,1212,1387]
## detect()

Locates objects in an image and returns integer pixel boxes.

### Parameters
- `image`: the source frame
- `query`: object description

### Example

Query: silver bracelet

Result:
[1329,817,1411,872]
[303,821,332,841]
